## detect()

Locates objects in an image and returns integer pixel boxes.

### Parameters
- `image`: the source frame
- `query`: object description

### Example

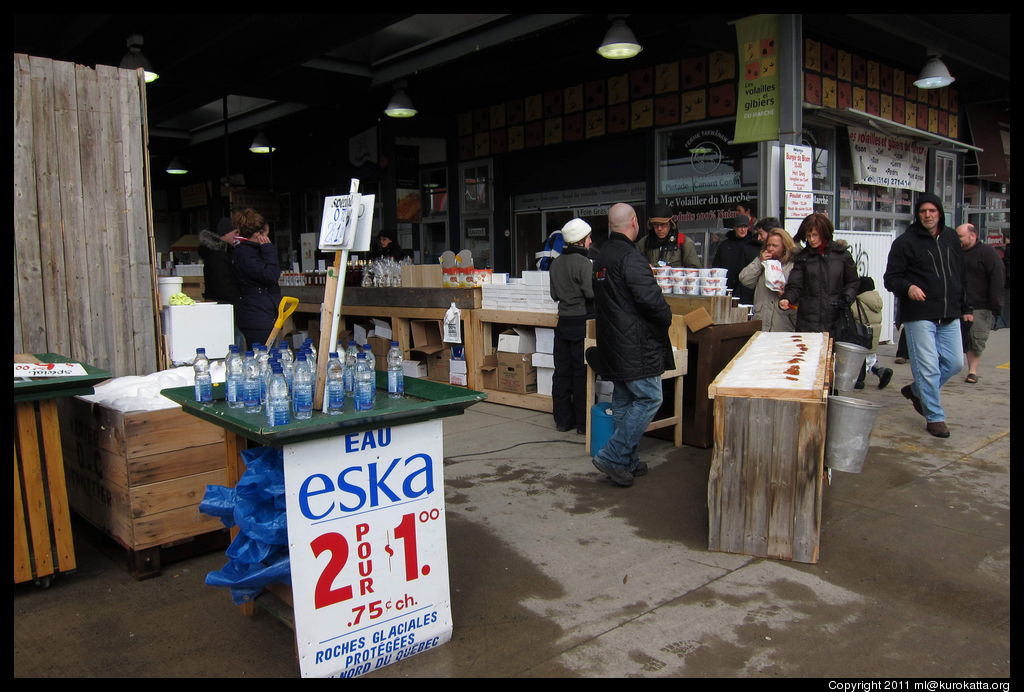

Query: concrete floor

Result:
[14,328,1011,678]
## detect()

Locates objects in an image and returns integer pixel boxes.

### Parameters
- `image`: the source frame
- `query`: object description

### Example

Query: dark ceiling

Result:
[13,13,1010,175]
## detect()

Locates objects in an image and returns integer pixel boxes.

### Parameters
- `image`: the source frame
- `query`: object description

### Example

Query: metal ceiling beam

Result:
[846,14,1008,80]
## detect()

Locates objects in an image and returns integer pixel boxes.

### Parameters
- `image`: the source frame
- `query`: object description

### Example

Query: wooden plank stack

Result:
[13,54,159,378]
[59,398,227,574]
[706,331,832,563]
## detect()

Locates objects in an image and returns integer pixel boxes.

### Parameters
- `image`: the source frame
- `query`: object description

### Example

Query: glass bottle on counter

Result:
[193,348,212,403]
[325,352,346,415]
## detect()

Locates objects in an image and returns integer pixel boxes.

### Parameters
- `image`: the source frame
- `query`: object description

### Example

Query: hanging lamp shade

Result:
[384,82,417,118]
[913,53,955,89]
[597,17,642,60]
[165,155,188,175]
[119,34,159,83]
[249,131,276,154]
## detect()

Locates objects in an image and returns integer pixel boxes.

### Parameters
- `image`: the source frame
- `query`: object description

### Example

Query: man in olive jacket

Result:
[590,203,673,487]
[884,193,970,438]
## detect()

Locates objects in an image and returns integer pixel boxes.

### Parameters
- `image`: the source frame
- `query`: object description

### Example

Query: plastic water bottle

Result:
[193,348,212,402]
[255,345,270,405]
[292,353,313,420]
[242,350,261,413]
[266,362,291,427]
[344,341,360,393]
[304,338,317,370]
[362,344,377,406]
[354,352,374,412]
[225,345,244,408]
[325,352,345,415]
[387,341,404,399]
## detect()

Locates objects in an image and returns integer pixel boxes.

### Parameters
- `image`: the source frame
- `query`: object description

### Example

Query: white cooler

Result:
[162,303,235,363]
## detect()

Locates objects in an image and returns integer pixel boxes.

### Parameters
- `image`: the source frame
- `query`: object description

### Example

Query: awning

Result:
[805,104,984,154]
[965,103,1010,184]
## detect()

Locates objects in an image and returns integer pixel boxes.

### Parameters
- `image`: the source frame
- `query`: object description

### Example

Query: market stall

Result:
[14,353,111,586]
[162,374,484,677]
[706,331,832,563]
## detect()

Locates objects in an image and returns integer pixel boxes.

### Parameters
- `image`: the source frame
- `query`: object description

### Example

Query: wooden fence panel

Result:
[13,55,157,377]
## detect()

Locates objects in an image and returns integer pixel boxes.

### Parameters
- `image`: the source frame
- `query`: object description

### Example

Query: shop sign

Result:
[13,362,88,378]
[514,182,645,211]
[733,14,781,144]
[658,191,757,230]
[282,419,453,678]
[785,191,815,219]
[848,126,927,191]
[784,144,813,192]
[319,187,374,252]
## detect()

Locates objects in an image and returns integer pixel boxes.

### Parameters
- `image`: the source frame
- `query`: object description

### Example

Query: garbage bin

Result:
[825,395,882,473]
[589,402,614,457]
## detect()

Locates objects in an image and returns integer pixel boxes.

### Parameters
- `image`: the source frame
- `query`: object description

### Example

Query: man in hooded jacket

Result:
[589,203,673,487]
[884,193,971,438]
[634,203,700,268]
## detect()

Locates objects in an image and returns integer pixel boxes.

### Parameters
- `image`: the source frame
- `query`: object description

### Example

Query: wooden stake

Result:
[313,251,345,409]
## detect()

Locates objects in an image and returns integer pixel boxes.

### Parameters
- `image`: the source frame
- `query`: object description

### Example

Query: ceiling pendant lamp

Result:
[384,80,417,118]
[597,16,642,60]
[249,131,276,154]
[165,155,188,175]
[119,34,159,83]
[913,52,955,89]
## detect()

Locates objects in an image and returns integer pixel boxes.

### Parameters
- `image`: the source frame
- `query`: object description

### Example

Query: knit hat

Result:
[561,218,592,244]
[732,215,750,229]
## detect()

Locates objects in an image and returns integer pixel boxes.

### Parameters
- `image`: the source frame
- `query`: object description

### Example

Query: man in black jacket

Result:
[590,203,673,487]
[956,223,1004,383]
[713,215,761,304]
[884,193,970,438]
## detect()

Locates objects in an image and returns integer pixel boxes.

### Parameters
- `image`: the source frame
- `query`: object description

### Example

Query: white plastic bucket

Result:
[158,276,184,306]
[825,395,882,473]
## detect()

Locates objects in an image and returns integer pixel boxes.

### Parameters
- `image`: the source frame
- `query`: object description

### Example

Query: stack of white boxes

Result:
[531,327,555,397]
[480,271,558,313]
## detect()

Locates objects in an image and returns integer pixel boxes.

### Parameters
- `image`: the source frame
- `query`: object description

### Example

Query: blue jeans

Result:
[595,376,663,469]
[904,319,964,423]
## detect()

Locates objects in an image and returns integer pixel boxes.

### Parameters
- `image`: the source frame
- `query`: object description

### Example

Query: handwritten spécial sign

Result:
[14,362,88,378]
[848,126,927,192]
[282,419,452,678]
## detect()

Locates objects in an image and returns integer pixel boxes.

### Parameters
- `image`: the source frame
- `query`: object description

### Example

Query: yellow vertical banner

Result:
[733,14,780,144]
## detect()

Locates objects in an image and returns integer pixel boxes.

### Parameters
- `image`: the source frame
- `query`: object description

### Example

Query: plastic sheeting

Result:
[199,446,290,605]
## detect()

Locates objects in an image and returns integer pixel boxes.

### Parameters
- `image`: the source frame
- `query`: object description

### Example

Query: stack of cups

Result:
[668,267,700,295]
[654,266,675,294]
[698,267,730,296]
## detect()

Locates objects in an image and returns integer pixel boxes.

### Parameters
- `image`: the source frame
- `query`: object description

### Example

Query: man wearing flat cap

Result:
[635,203,700,268]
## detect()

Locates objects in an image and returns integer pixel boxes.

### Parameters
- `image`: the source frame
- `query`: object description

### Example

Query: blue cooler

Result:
[589,402,615,457]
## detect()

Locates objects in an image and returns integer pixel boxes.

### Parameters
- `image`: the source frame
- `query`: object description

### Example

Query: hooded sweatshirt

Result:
[883,193,969,323]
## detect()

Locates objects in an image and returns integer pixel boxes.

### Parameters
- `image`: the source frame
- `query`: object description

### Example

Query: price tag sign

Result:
[283,419,452,678]
[14,362,88,378]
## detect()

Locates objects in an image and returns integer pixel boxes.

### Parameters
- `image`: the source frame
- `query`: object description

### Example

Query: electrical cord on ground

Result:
[444,438,585,461]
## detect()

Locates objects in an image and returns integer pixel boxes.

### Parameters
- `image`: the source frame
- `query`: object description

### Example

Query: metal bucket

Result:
[825,395,882,473]
[833,341,870,392]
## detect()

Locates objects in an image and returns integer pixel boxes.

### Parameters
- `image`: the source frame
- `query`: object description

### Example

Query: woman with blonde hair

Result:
[739,227,798,332]
[231,208,282,348]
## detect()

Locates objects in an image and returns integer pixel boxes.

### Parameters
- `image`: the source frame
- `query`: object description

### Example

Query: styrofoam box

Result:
[536,367,554,396]
[521,271,550,286]
[497,327,536,353]
[449,359,468,375]
[532,352,555,369]
[534,327,555,354]
[162,303,235,363]
[402,360,427,378]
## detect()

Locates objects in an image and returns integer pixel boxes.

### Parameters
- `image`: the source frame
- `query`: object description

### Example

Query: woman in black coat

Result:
[231,208,281,349]
[779,213,859,333]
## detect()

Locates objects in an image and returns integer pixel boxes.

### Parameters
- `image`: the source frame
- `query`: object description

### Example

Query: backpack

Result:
[535,230,565,270]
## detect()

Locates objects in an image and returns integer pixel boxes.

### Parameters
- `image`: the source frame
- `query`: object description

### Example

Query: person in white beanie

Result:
[548,218,595,434]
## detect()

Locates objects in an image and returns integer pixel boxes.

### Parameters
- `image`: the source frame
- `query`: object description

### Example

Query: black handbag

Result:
[831,301,873,349]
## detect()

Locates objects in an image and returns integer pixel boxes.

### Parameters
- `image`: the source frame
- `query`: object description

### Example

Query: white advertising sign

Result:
[783,144,813,192]
[14,362,88,378]
[319,194,375,252]
[283,419,452,678]
[848,126,927,192]
[785,191,815,219]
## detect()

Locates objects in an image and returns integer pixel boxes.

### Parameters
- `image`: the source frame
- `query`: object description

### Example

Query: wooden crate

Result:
[706,332,832,563]
[59,398,227,555]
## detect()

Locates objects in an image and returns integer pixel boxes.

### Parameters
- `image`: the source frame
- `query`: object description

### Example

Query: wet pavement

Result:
[13,328,1010,678]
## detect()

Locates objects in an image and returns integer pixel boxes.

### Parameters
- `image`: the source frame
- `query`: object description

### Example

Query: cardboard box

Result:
[370,318,392,340]
[536,366,554,396]
[352,321,374,345]
[683,307,713,333]
[497,351,533,368]
[449,358,468,375]
[400,264,444,288]
[534,327,555,354]
[497,327,536,353]
[480,353,499,390]
[421,346,452,382]
[521,270,550,286]
[449,371,468,387]
[411,319,443,348]
[368,336,392,361]
[497,362,537,394]
[531,352,555,369]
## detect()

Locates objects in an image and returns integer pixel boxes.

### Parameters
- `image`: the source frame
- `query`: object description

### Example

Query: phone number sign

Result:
[283,419,452,678]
